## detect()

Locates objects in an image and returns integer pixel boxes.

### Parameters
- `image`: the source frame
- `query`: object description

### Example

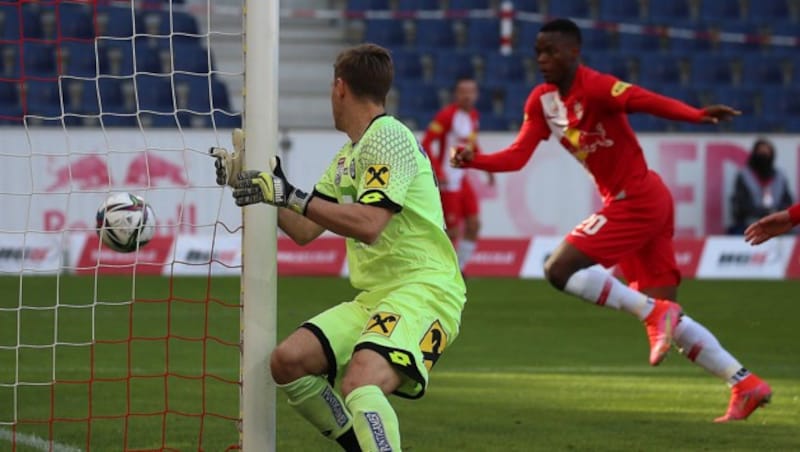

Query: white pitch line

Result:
[0,428,83,452]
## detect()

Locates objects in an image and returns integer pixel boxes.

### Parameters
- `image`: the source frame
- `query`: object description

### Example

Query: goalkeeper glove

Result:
[209,128,245,187]
[233,156,313,215]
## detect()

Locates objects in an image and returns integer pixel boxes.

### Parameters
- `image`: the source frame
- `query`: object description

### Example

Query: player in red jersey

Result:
[452,18,771,422]
[422,77,494,270]
[745,203,800,244]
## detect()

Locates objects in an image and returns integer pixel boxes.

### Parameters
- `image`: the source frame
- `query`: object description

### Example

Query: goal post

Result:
[241,0,278,451]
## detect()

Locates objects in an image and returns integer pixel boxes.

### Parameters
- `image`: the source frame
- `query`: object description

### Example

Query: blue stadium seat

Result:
[139,113,178,128]
[213,111,242,128]
[397,0,440,12]
[138,10,199,45]
[396,80,440,118]
[415,19,455,49]
[346,0,391,11]
[20,2,43,39]
[59,2,94,39]
[466,18,500,50]
[433,51,476,84]
[0,44,20,78]
[98,39,134,76]
[639,54,685,85]
[364,19,406,47]
[172,43,211,74]
[136,75,174,113]
[23,42,56,77]
[503,82,531,119]
[741,54,789,86]
[667,21,712,54]
[96,6,137,38]
[627,114,668,132]
[479,112,511,131]
[475,86,495,114]
[699,0,743,21]
[588,52,637,82]
[101,114,139,127]
[0,103,23,124]
[485,52,526,85]
[616,28,663,53]
[514,2,540,13]
[658,84,701,108]
[749,0,792,21]
[514,21,539,51]
[0,80,19,106]
[648,0,692,22]
[391,49,423,81]
[97,77,135,114]
[712,21,764,54]
[689,54,735,87]
[61,41,99,77]
[581,28,615,51]
[0,5,20,40]
[713,87,757,117]
[62,78,100,115]
[598,0,643,21]
[764,22,798,57]
[547,0,593,18]
[449,0,491,10]
[173,74,229,112]
[24,80,60,111]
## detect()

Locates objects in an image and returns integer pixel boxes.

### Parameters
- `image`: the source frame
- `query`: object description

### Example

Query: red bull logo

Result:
[564,122,614,162]
[46,155,111,192]
[125,152,189,187]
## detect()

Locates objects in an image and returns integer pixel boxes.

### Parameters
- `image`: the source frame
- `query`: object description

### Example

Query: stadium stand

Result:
[0,1,238,127]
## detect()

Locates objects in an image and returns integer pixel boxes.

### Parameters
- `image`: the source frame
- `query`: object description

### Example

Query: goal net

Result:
[0,0,275,450]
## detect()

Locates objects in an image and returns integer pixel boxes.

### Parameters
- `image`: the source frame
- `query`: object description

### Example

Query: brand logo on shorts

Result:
[321,386,349,429]
[364,412,393,452]
[365,312,400,337]
[365,165,390,188]
[419,320,448,371]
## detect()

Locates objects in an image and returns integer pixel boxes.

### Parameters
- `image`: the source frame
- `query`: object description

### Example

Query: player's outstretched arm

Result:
[622,84,740,123]
[744,204,800,245]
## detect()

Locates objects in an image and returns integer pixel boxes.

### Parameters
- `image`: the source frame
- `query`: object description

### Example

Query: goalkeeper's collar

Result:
[352,112,387,146]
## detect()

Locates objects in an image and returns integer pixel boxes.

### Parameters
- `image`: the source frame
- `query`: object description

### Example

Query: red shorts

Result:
[441,177,479,230]
[565,173,680,290]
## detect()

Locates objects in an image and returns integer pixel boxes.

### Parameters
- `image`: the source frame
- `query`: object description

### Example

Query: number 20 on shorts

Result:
[577,214,608,235]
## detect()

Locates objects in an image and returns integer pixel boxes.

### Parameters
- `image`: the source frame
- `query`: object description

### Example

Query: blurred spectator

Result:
[728,138,794,234]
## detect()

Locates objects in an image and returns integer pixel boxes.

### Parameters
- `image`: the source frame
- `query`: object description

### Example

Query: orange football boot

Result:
[643,299,682,366]
[714,374,772,423]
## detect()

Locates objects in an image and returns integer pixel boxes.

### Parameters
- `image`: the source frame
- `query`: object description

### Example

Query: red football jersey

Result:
[422,104,481,192]
[465,65,705,202]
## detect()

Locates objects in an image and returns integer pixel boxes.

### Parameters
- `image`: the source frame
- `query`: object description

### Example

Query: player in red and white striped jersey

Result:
[422,77,494,270]
[452,18,771,422]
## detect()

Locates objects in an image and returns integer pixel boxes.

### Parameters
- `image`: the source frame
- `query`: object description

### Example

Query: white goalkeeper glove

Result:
[209,128,245,187]
[233,156,313,215]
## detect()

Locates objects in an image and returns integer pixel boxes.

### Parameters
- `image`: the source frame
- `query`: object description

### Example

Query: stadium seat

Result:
[23,42,57,77]
[475,86,496,115]
[391,49,424,81]
[136,75,174,113]
[648,0,693,22]
[658,84,701,108]
[364,19,406,47]
[0,4,20,40]
[639,54,686,85]
[96,6,137,38]
[588,52,637,82]
[98,39,135,76]
[666,21,712,54]
[713,87,757,117]
[616,28,663,53]
[20,2,44,39]
[101,114,139,127]
[212,111,242,128]
[139,10,199,45]
[173,74,229,112]
[396,80,440,118]
[627,114,668,132]
[449,0,491,11]
[503,82,531,119]
[749,0,792,21]
[60,41,99,77]
[581,28,615,52]
[62,78,100,115]
[346,0,391,12]
[741,54,790,86]
[689,54,736,88]
[485,52,527,85]
[0,44,20,78]
[139,112,178,128]
[712,21,764,54]
[24,80,60,111]
[0,80,19,106]
[414,19,455,49]
[598,0,643,21]
[514,2,540,13]
[97,77,135,114]
[479,112,510,131]
[465,18,500,50]
[698,0,743,21]
[432,51,476,84]
[58,2,94,39]
[172,43,211,74]
[397,0,440,12]
[547,0,593,18]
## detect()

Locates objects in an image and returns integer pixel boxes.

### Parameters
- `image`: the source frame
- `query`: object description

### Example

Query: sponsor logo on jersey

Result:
[349,159,356,178]
[364,312,400,337]
[359,191,386,205]
[365,165,390,188]
[419,320,448,371]
[335,157,346,185]
[611,81,632,97]
[573,101,584,120]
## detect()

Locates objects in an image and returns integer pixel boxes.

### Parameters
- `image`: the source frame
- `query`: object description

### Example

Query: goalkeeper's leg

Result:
[341,348,403,452]
[271,328,359,451]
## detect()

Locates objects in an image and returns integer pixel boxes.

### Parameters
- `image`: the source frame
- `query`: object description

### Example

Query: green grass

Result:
[1,276,798,451]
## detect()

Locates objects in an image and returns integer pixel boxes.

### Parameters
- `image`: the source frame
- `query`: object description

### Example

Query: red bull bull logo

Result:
[46,155,111,192]
[125,152,189,187]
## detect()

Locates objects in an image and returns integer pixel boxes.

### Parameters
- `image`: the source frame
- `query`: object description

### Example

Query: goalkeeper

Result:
[212,43,466,452]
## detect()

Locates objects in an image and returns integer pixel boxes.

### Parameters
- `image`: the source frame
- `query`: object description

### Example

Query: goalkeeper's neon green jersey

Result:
[314,115,464,296]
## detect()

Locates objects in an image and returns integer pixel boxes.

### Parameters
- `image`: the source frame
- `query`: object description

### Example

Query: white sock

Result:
[457,239,477,270]
[563,268,656,320]
[674,315,749,386]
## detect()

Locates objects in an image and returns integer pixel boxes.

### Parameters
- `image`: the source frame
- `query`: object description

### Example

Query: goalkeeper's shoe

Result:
[643,299,682,366]
[714,374,772,423]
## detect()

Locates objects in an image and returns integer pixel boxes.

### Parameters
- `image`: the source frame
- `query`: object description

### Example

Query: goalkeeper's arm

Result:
[279,209,325,245]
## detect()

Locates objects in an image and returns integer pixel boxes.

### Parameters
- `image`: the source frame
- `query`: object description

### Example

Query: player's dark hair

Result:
[334,43,393,105]
[540,18,582,45]
[453,76,476,92]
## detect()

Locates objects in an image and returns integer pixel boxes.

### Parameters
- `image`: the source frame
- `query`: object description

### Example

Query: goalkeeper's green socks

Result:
[345,385,401,452]
[278,375,359,450]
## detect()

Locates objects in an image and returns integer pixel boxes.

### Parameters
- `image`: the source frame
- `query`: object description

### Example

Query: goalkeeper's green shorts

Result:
[303,282,462,399]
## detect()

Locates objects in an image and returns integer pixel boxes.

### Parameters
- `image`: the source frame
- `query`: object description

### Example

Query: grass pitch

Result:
[1,276,798,451]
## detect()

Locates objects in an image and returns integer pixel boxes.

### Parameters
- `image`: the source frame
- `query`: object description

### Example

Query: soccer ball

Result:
[96,193,156,253]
